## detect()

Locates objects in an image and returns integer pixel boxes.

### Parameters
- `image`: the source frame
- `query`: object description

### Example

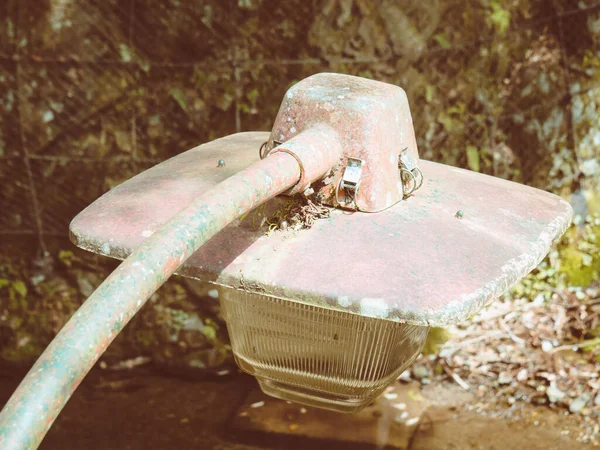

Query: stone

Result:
[546,386,566,404]
[497,371,513,385]
[411,364,430,380]
[569,395,590,414]
[541,340,554,352]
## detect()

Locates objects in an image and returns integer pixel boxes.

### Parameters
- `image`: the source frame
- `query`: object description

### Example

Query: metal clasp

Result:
[337,158,364,207]
[399,148,423,198]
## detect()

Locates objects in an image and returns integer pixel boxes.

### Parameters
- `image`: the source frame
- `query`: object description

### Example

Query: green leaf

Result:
[7,19,14,39]
[447,102,466,116]
[466,146,480,172]
[438,113,455,132]
[202,325,217,341]
[12,280,27,298]
[58,250,74,267]
[0,279,10,289]
[425,85,435,103]
[421,327,450,355]
[490,2,510,34]
[119,44,133,63]
[214,93,234,111]
[168,88,187,112]
[138,59,151,73]
[247,88,259,106]
[433,33,451,49]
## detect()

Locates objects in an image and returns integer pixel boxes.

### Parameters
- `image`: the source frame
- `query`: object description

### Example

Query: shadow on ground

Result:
[0,366,592,450]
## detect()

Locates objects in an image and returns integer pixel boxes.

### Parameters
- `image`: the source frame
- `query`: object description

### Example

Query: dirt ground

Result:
[0,365,595,450]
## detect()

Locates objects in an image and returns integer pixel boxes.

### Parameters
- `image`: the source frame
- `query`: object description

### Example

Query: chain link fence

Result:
[1,0,600,255]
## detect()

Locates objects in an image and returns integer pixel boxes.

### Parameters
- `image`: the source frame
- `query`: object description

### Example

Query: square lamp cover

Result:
[70,73,573,413]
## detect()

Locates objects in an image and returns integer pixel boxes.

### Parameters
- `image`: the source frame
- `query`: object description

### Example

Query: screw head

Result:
[217,159,226,168]
[455,210,463,219]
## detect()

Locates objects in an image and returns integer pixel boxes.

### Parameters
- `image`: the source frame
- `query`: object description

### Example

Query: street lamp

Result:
[0,73,572,448]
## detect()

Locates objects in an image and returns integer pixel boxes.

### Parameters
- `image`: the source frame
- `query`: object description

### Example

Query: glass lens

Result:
[220,289,429,413]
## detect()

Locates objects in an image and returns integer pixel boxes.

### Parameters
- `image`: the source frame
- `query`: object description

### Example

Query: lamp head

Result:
[70,73,572,413]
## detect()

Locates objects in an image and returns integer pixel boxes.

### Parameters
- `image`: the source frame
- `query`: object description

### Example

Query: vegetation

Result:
[1,0,599,371]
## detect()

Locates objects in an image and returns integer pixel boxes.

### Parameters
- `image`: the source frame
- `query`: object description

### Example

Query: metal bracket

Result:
[337,158,364,207]
[399,148,423,198]
[399,147,418,172]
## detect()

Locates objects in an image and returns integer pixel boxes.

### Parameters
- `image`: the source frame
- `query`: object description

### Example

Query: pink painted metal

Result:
[264,73,419,212]
[0,148,307,450]
[3,72,573,450]
[270,124,343,195]
[0,124,344,450]
[70,131,573,326]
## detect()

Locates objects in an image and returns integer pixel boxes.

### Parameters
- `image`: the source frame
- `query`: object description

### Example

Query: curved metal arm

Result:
[0,151,303,450]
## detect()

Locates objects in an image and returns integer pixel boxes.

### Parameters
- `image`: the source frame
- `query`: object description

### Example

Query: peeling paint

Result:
[338,295,351,307]
[452,211,572,323]
[360,298,389,318]
[68,134,573,329]
[267,73,419,212]
[0,135,306,450]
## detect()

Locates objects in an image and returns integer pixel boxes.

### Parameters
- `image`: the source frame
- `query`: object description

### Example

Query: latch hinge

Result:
[399,148,423,198]
[337,157,364,208]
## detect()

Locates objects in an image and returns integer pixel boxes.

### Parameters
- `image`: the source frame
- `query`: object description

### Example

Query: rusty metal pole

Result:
[0,127,342,450]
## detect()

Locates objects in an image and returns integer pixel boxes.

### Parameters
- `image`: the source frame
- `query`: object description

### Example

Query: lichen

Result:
[557,220,600,288]
[509,213,600,301]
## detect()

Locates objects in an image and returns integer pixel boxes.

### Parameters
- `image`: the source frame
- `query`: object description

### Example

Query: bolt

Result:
[455,210,463,219]
[217,159,226,168]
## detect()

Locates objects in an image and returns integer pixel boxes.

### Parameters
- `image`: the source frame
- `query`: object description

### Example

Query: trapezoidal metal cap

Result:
[70,133,572,327]
[263,73,419,211]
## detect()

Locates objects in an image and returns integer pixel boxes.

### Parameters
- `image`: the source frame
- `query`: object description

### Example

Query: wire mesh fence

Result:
[1,0,599,254]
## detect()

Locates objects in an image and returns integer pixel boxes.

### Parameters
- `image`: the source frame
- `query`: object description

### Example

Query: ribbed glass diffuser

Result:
[220,289,429,413]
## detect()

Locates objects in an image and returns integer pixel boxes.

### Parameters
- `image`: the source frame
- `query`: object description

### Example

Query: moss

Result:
[422,327,451,355]
[5,0,600,375]
[558,247,600,287]
[509,214,600,303]
[557,220,600,287]
[135,329,158,348]
[586,191,600,216]
[0,332,44,364]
